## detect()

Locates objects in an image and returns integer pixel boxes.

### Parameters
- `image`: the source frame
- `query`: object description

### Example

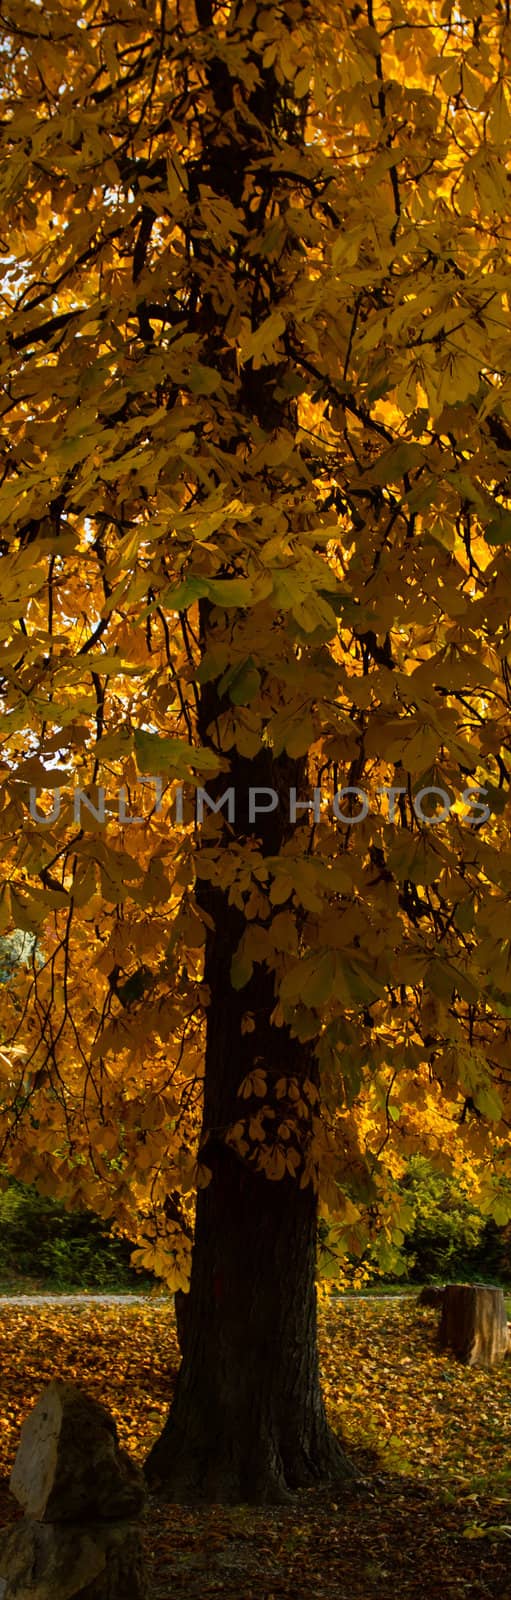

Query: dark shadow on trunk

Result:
[145,743,354,1503]
[146,1138,352,1504]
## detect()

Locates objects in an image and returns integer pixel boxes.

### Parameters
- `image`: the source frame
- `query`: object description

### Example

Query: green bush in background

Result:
[399,1157,486,1282]
[0,1177,153,1291]
[324,1156,511,1289]
[0,1158,509,1294]
[387,1156,511,1285]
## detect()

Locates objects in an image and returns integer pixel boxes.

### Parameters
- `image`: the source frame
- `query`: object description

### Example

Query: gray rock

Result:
[10,1382,146,1523]
[0,1518,148,1600]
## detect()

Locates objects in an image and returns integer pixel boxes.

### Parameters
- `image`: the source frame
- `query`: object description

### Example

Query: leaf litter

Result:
[0,1296,508,1597]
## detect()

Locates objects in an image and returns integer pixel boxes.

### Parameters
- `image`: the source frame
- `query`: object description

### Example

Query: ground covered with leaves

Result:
[0,1296,509,1597]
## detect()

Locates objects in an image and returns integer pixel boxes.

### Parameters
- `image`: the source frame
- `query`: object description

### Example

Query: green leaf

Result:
[486,512,511,543]
[231,947,253,990]
[188,363,222,395]
[280,951,336,1009]
[134,729,219,777]
[472,1083,503,1121]
[206,577,253,607]
[218,658,261,705]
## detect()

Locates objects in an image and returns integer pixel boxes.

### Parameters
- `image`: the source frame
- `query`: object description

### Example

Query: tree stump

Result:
[438,1284,509,1367]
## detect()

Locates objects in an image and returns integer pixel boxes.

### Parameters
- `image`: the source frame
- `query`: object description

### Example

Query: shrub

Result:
[399,1157,495,1284]
[0,1177,152,1290]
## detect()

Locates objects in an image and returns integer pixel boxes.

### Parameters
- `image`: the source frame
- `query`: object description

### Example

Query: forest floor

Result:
[0,1297,509,1598]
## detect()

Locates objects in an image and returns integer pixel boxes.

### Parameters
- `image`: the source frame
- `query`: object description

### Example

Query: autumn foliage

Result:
[0,0,510,1293]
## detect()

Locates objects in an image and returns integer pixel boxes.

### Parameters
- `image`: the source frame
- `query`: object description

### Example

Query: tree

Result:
[1,0,511,1502]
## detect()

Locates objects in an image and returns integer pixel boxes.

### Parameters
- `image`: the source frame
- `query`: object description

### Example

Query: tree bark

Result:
[174,1289,189,1358]
[146,1132,350,1503]
[438,1284,509,1366]
[145,735,354,1503]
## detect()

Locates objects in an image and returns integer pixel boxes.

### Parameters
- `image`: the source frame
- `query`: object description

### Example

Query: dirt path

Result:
[0,1292,166,1305]
[0,1290,410,1306]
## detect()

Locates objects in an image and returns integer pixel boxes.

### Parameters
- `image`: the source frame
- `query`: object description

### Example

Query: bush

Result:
[0,1177,153,1291]
[398,1157,486,1283]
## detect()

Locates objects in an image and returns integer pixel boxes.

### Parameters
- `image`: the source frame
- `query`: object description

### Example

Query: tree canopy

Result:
[1,0,511,1295]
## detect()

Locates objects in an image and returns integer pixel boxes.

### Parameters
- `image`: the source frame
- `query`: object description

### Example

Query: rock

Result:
[418,1286,445,1307]
[10,1382,146,1523]
[0,1517,148,1600]
[4,1384,148,1598]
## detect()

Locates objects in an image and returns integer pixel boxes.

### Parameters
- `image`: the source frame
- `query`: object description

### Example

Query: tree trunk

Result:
[174,1289,189,1358]
[145,738,354,1504]
[438,1284,509,1366]
[146,1133,349,1503]
[145,964,353,1505]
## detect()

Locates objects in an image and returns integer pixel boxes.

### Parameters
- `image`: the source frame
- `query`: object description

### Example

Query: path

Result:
[0,1290,412,1306]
